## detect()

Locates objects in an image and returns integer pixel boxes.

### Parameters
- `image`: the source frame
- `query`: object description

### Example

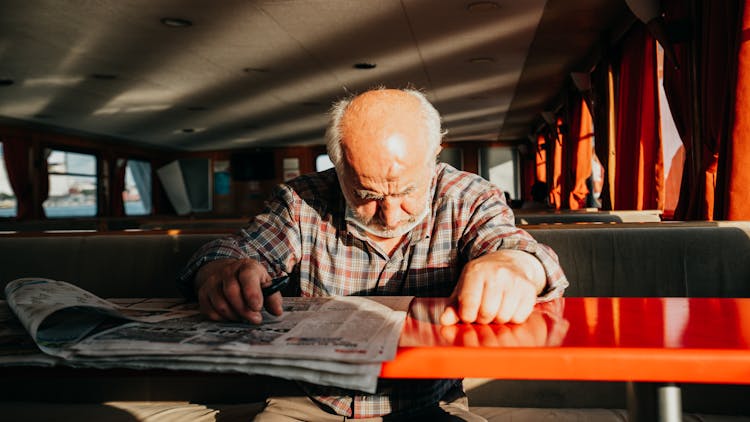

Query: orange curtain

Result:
[723,0,750,219]
[550,118,564,209]
[614,26,664,210]
[535,133,547,184]
[568,99,594,209]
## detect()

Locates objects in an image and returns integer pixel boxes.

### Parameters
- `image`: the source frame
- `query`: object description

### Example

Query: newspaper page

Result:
[2,278,411,392]
[0,300,60,367]
[71,296,407,363]
[4,278,197,357]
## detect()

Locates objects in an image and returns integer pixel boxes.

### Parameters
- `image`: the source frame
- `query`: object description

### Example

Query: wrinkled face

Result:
[337,90,436,239]
[342,153,433,239]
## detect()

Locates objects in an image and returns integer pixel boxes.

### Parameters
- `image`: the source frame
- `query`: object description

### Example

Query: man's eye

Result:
[355,191,380,201]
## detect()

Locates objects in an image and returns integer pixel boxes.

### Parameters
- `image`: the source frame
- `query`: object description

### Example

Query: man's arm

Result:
[439,173,568,325]
[176,183,305,322]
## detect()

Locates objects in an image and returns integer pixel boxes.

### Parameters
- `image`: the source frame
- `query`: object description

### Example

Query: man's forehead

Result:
[345,165,425,192]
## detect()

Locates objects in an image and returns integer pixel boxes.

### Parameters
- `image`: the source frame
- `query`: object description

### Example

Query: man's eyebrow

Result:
[354,185,417,199]
[355,190,384,200]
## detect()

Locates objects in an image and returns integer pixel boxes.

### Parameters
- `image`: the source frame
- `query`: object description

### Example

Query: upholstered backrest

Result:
[0,233,221,298]
[527,223,750,297]
[2,222,749,299]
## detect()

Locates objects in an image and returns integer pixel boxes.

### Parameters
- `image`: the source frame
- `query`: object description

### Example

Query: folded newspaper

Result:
[2,277,412,393]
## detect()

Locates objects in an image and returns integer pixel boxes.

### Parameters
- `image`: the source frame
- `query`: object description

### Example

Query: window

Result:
[438,147,463,170]
[0,143,17,217]
[124,159,152,215]
[315,154,334,172]
[43,149,97,217]
[479,146,519,199]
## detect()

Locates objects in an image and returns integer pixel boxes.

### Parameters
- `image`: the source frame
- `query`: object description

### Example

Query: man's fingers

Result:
[495,286,521,323]
[456,279,483,323]
[264,292,284,316]
[236,261,271,312]
[207,287,240,321]
[222,278,249,317]
[475,279,503,324]
[439,303,461,325]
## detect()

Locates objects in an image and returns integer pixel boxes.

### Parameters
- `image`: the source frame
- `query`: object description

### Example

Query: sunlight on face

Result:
[343,166,433,238]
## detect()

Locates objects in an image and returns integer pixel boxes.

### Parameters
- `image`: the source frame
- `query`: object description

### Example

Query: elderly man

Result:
[178,88,568,421]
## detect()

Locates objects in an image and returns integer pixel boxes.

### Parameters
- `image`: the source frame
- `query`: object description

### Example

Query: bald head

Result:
[325,88,443,173]
[342,90,432,176]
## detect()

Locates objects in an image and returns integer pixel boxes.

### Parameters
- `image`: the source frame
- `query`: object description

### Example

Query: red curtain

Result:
[568,99,594,209]
[663,0,696,220]
[666,0,744,220]
[591,61,614,210]
[521,148,535,203]
[701,0,743,220]
[722,0,750,220]
[613,26,664,211]
[2,137,33,219]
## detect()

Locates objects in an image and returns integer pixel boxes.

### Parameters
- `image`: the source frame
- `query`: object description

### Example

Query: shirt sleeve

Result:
[176,184,302,299]
[459,186,569,301]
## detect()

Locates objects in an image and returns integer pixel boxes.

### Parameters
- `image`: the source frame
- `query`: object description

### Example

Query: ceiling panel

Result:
[0,0,633,151]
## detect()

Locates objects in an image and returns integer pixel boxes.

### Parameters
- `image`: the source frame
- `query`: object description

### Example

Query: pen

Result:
[262,276,289,297]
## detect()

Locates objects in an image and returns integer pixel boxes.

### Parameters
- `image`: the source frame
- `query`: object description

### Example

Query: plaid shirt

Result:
[178,163,568,418]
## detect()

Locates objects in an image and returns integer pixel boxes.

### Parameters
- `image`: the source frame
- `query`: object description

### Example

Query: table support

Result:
[627,382,682,422]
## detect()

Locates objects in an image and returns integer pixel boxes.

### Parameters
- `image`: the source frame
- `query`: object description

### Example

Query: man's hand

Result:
[194,258,284,324]
[440,249,545,325]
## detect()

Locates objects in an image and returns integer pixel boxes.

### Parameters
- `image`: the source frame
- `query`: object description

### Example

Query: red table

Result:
[382,297,750,421]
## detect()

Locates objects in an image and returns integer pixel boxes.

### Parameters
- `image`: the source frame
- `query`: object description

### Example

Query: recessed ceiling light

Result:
[0,79,14,86]
[466,1,500,12]
[187,106,207,111]
[182,128,195,133]
[468,57,495,64]
[91,74,118,80]
[161,17,192,27]
[353,63,376,70]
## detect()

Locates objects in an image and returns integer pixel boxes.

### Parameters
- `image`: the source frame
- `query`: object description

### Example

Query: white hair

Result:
[325,88,445,171]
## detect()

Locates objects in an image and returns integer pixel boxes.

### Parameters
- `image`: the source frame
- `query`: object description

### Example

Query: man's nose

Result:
[377,196,404,228]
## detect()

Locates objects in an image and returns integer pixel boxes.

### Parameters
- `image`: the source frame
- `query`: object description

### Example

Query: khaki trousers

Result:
[253,379,486,422]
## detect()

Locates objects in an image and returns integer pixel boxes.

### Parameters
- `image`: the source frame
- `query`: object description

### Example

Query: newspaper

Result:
[0,300,60,367]
[2,278,412,393]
